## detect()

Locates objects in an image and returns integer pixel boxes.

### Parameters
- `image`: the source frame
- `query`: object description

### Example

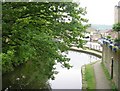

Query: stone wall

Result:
[102,44,120,89]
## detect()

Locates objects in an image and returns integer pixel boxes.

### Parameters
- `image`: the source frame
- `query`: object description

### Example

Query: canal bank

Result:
[71,47,114,89]
[49,51,100,89]
[48,47,102,89]
[71,47,114,90]
[70,47,102,58]
[82,60,115,89]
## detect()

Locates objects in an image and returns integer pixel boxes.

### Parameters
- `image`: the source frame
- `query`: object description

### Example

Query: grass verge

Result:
[101,62,117,91]
[84,64,96,89]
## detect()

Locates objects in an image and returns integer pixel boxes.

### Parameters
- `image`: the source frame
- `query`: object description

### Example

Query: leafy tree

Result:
[113,23,120,32]
[113,23,120,39]
[2,2,88,88]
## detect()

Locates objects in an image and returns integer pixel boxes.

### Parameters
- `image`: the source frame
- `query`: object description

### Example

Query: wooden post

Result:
[118,31,120,39]
[111,57,114,79]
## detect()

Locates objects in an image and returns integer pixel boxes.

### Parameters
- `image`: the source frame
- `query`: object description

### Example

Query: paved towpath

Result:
[93,61,111,89]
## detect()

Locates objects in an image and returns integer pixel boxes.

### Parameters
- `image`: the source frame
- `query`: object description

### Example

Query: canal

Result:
[49,51,100,89]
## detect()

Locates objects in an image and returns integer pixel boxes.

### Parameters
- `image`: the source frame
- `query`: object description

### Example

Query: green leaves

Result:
[113,23,120,32]
[2,2,88,80]
[2,50,14,73]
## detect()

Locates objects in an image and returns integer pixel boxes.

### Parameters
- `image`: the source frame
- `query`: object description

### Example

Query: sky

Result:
[75,0,120,25]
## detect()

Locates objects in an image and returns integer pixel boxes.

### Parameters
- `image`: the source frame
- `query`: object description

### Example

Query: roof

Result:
[105,29,112,33]
[98,29,110,33]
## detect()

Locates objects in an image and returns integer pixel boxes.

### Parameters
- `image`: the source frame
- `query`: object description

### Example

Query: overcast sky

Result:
[76,0,120,25]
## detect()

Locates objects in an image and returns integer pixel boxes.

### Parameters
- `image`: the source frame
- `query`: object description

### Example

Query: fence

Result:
[85,42,102,51]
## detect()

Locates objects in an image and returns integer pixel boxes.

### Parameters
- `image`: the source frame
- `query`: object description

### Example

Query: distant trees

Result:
[2,2,88,79]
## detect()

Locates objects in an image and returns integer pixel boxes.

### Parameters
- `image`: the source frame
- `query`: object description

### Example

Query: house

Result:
[105,30,117,39]
[85,27,101,41]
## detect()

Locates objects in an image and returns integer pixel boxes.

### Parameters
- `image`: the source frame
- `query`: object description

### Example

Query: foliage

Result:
[2,2,88,82]
[114,38,120,43]
[107,35,111,39]
[113,23,120,32]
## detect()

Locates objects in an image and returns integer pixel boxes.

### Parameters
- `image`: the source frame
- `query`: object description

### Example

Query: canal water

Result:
[49,51,100,89]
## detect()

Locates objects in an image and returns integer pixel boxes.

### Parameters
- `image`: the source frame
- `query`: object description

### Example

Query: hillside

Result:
[91,24,113,31]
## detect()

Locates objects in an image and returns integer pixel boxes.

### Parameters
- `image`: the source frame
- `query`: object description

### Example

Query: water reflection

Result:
[49,51,101,89]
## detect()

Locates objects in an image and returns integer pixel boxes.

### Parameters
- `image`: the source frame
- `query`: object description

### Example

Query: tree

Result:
[2,2,88,88]
[113,23,120,32]
[113,23,120,39]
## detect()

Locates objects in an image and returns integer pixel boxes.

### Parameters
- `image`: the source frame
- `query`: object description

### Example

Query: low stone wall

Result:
[81,65,87,89]
[102,44,120,90]
[70,47,102,58]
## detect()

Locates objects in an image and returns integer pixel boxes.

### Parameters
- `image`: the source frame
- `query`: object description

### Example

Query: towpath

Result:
[93,61,111,89]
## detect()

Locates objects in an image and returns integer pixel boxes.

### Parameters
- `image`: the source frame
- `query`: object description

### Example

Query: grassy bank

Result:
[82,63,96,89]
[101,62,117,91]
